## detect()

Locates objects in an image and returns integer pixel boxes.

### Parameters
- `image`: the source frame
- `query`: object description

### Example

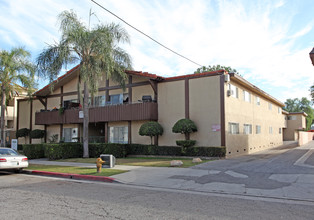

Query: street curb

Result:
[23,170,116,183]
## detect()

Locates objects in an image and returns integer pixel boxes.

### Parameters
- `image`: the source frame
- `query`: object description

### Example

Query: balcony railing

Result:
[35,102,158,125]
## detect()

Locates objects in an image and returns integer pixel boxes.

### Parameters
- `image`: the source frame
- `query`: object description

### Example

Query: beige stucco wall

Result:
[158,80,185,146]
[283,114,306,141]
[46,125,60,142]
[225,80,284,157]
[47,97,60,110]
[63,77,78,93]
[132,85,154,103]
[189,76,221,146]
[131,120,152,145]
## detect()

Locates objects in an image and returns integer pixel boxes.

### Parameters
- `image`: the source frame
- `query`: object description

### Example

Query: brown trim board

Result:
[185,78,189,119]
[29,100,33,144]
[220,75,226,147]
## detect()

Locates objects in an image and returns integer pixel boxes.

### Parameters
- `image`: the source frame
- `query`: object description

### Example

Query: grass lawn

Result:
[55,157,213,168]
[26,164,127,176]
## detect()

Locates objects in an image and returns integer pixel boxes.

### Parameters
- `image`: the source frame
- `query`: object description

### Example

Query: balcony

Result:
[35,102,158,125]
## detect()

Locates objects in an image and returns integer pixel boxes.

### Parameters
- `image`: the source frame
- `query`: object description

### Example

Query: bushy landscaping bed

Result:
[22,143,225,160]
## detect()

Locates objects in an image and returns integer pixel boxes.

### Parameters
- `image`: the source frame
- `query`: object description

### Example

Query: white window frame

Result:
[256,125,261,134]
[279,128,282,134]
[243,90,251,102]
[269,103,272,110]
[109,126,128,144]
[256,96,260,105]
[269,126,273,134]
[228,84,238,98]
[243,124,252,134]
[228,122,239,134]
[278,107,281,113]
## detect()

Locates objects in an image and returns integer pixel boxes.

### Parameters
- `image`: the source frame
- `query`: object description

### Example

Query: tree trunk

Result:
[0,85,6,147]
[83,82,89,158]
[185,133,190,140]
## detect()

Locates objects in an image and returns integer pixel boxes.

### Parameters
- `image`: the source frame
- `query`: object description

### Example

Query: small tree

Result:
[16,128,30,143]
[172,119,197,141]
[139,121,163,145]
[29,129,45,139]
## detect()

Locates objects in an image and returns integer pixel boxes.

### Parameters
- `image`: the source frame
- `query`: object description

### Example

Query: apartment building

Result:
[282,111,307,141]
[0,89,28,145]
[16,65,287,157]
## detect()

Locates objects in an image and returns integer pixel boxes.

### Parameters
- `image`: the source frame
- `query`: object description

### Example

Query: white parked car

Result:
[0,148,28,172]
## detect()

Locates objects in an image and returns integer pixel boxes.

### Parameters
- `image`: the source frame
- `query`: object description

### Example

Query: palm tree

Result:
[37,10,132,158]
[0,47,36,147]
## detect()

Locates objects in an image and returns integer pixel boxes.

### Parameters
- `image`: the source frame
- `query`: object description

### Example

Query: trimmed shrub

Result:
[23,144,45,159]
[172,119,197,140]
[30,129,45,139]
[16,128,30,138]
[176,140,196,148]
[44,143,83,160]
[139,121,163,145]
[89,143,127,158]
[184,146,226,157]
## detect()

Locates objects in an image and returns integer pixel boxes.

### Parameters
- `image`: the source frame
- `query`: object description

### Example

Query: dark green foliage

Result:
[176,140,196,148]
[183,146,226,157]
[125,144,225,157]
[88,143,127,158]
[21,143,225,160]
[22,144,45,159]
[16,128,30,138]
[194,65,238,74]
[284,97,314,130]
[29,129,45,139]
[43,143,83,160]
[139,121,163,145]
[172,119,197,140]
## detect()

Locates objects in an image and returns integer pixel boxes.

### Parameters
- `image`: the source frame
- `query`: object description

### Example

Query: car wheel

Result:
[14,169,23,173]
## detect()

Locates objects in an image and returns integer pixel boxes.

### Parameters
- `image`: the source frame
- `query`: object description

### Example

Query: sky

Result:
[0,0,313,103]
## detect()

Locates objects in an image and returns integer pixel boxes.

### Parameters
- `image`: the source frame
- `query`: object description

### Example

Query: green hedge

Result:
[23,144,45,159]
[89,143,127,158]
[126,144,182,156]
[176,140,196,148]
[44,143,83,160]
[21,143,225,160]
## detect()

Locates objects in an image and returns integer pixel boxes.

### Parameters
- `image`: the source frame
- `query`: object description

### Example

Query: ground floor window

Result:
[63,128,78,142]
[228,122,239,134]
[243,124,252,134]
[256,125,261,134]
[109,126,128,143]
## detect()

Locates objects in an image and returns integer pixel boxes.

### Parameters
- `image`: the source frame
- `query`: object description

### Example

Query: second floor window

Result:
[256,96,260,105]
[243,90,251,102]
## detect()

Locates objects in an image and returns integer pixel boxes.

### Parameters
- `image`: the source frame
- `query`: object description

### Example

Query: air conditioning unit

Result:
[72,128,78,138]
[224,74,230,82]
[100,154,116,168]
[227,90,234,96]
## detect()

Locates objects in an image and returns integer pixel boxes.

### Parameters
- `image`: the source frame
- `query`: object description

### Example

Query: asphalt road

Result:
[1,172,314,220]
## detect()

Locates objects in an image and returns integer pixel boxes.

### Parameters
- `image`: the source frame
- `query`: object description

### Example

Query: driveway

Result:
[113,141,314,201]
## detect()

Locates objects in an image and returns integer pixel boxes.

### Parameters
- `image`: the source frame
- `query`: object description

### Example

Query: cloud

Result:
[0,0,313,102]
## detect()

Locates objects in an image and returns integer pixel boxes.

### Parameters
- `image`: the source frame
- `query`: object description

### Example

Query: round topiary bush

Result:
[16,128,30,138]
[139,121,163,145]
[29,129,45,139]
[172,118,197,140]
[176,140,196,148]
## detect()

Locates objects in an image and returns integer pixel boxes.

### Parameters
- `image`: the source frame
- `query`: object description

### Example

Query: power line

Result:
[91,0,203,67]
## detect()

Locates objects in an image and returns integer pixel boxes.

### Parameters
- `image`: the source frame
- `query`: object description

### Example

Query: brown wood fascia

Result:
[229,73,284,107]
[185,79,189,119]
[220,75,226,147]
[37,97,47,108]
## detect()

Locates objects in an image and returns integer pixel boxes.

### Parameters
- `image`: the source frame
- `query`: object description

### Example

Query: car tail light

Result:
[22,158,28,162]
[0,158,7,162]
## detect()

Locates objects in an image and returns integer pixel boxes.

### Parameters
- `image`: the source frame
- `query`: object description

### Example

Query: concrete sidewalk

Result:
[29,158,143,171]
[28,141,314,202]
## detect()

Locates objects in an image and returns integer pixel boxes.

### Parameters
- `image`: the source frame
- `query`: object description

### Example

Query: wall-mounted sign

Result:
[212,124,221,132]
[79,111,84,119]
